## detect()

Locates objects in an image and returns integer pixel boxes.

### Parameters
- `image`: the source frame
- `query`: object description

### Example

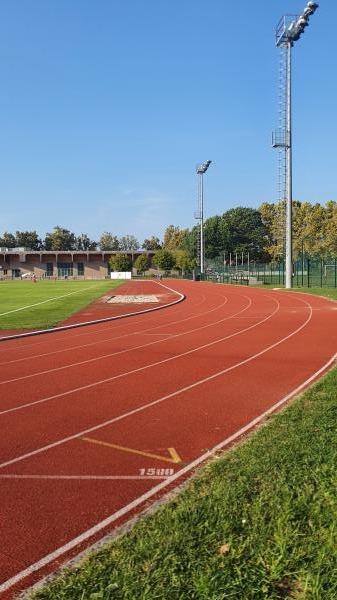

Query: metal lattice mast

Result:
[277,46,288,204]
[272,2,318,289]
[194,174,203,271]
[277,45,289,258]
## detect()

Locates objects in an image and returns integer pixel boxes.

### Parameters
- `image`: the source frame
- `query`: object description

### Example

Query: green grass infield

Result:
[27,288,337,600]
[0,279,123,330]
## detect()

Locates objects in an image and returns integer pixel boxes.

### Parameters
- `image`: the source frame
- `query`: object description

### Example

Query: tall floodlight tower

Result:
[272,1,318,289]
[195,160,212,277]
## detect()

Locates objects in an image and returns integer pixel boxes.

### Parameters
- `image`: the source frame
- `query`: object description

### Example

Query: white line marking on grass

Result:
[0,282,185,341]
[0,298,312,468]
[1,349,336,594]
[0,284,107,317]
[0,288,228,363]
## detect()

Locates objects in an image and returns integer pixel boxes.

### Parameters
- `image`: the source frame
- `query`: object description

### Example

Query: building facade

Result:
[0,249,155,279]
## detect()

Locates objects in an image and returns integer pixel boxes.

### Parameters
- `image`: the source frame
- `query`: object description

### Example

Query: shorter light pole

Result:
[195,160,211,277]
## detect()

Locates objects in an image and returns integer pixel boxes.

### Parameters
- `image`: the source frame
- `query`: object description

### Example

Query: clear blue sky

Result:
[0,0,335,244]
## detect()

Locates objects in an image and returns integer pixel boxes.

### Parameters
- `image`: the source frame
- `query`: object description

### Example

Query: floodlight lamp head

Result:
[307,1,318,10]
[297,16,308,28]
[196,160,212,174]
[303,7,313,17]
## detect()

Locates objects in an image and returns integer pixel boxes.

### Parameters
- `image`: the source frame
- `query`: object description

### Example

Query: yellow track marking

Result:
[81,437,182,464]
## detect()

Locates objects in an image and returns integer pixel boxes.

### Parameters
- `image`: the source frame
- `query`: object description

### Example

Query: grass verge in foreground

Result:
[29,293,337,599]
[29,372,337,600]
[0,280,123,330]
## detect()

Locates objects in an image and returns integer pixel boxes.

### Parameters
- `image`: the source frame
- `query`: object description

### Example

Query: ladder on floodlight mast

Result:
[194,175,202,271]
[272,44,289,258]
[277,45,288,203]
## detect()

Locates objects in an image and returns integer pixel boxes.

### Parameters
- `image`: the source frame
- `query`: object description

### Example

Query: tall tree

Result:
[76,233,97,251]
[172,249,195,274]
[293,202,327,258]
[153,249,175,272]
[325,201,337,256]
[204,215,227,259]
[119,235,140,251]
[222,207,269,261]
[0,231,17,248]
[259,201,286,260]
[134,253,151,273]
[142,236,162,251]
[109,254,132,272]
[44,226,77,251]
[163,225,189,251]
[99,232,120,251]
[15,230,43,250]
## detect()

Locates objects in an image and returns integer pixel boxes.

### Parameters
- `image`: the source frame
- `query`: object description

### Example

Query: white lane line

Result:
[0,282,185,342]
[0,350,335,595]
[0,474,167,481]
[0,298,313,469]
[0,284,106,317]
[1,296,282,416]
[0,288,230,365]
[0,296,250,386]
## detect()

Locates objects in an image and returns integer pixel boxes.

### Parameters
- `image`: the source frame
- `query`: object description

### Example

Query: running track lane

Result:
[0,280,336,598]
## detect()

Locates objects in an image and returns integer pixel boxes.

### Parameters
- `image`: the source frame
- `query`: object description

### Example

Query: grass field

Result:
[0,280,123,330]
[26,287,337,600]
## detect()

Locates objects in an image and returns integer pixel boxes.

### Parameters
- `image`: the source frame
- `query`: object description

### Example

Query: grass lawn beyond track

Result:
[0,280,123,330]
[26,287,337,600]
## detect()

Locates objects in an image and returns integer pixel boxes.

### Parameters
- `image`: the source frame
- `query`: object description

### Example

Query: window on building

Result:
[77,262,84,276]
[57,262,73,277]
[46,262,54,277]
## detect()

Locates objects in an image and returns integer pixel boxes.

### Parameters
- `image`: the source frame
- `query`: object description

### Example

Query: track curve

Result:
[0,279,336,598]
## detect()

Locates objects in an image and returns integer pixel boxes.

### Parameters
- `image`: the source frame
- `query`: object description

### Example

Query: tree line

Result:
[1,201,336,267]
[0,227,162,253]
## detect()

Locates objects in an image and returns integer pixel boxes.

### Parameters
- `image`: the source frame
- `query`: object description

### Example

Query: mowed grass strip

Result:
[0,280,123,330]
[29,289,337,600]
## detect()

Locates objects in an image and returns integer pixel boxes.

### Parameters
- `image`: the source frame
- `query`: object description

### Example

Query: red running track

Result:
[0,279,336,598]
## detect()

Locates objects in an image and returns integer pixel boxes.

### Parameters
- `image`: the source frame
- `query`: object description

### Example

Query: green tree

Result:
[325,201,337,256]
[134,254,151,273]
[109,254,132,272]
[153,249,175,273]
[293,202,327,258]
[0,231,16,248]
[181,226,198,261]
[44,226,77,251]
[259,201,286,261]
[173,249,195,274]
[76,233,97,251]
[15,230,43,250]
[119,235,140,251]
[99,232,119,251]
[204,215,227,259]
[142,236,162,250]
[222,207,269,261]
[163,225,189,251]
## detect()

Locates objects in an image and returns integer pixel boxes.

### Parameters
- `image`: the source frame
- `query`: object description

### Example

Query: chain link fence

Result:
[200,257,337,288]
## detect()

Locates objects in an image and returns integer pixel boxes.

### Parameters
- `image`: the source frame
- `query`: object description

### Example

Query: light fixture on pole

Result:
[195,160,212,277]
[272,1,318,289]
